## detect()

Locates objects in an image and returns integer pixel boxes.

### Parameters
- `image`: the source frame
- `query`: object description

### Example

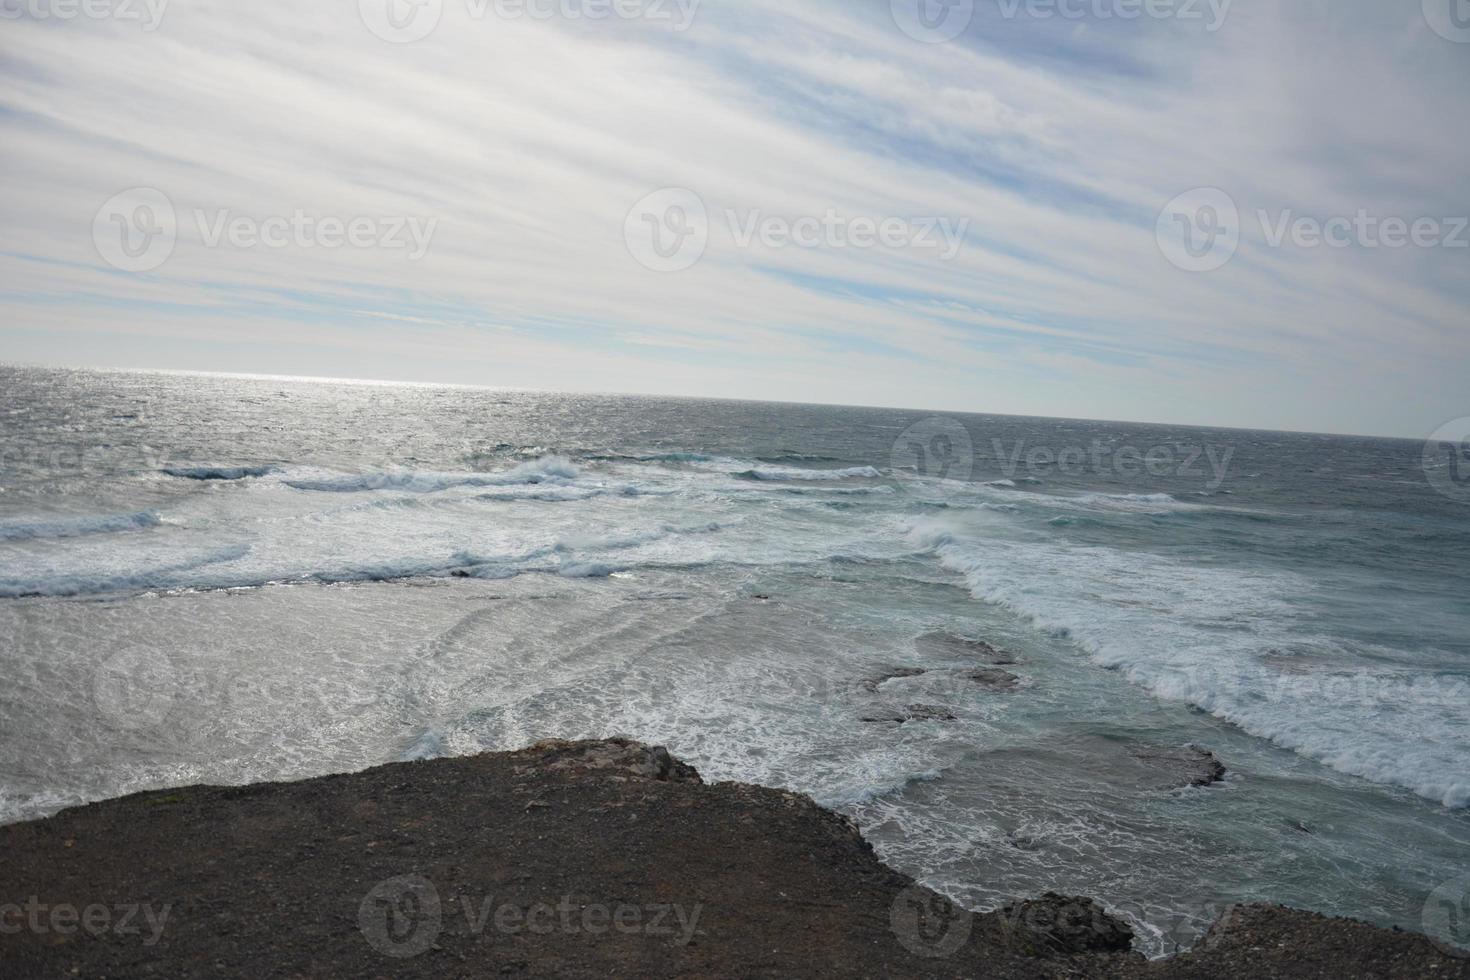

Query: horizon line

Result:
[0,359,1429,443]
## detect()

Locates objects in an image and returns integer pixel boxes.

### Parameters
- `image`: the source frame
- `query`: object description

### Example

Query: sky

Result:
[1,0,1467,438]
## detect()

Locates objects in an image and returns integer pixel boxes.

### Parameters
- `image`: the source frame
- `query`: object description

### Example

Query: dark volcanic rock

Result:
[997,893,1136,956]
[519,736,703,783]
[903,704,958,723]
[860,704,958,725]
[1129,744,1227,789]
[968,667,1023,692]
[1,739,1464,979]
[917,631,1019,665]
[1149,903,1470,979]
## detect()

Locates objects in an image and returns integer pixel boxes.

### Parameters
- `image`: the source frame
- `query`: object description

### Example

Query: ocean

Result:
[2,364,1467,955]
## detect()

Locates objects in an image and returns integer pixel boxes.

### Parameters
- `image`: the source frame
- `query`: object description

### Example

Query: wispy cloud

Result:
[0,0,1465,436]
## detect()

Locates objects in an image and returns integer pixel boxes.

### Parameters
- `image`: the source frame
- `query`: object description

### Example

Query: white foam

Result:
[284,456,580,493]
[908,514,1470,809]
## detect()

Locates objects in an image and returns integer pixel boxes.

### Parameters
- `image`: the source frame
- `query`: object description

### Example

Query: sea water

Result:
[2,365,1467,955]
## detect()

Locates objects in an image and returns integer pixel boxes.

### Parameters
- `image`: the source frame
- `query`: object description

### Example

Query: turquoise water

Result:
[2,365,1467,955]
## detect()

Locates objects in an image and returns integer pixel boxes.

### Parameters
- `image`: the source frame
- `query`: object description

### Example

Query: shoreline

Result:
[1,737,1464,978]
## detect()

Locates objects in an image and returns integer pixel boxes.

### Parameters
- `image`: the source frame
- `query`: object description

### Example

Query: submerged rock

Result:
[917,631,1019,666]
[968,667,1023,692]
[1129,744,1227,789]
[860,704,958,725]
[904,704,958,722]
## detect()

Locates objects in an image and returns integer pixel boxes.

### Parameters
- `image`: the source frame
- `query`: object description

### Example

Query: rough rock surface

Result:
[1,739,1464,979]
[1129,744,1227,789]
[917,631,1020,665]
[998,894,1137,956]
[859,704,958,725]
[969,667,1024,692]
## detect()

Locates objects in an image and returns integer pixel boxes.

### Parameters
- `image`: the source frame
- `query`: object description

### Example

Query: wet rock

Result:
[904,704,957,722]
[1129,744,1226,788]
[995,893,1135,956]
[859,704,957,725]
[917,632,1018,666]
[968,668,1022,692]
